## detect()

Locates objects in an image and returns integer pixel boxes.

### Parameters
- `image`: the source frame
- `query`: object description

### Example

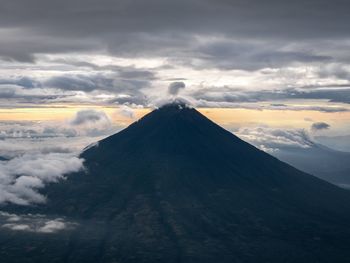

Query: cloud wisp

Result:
[311,122,331,131]
[0,212,77,233]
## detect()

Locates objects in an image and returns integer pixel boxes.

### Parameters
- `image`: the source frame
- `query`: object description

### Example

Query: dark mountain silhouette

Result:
[1,102,350,263]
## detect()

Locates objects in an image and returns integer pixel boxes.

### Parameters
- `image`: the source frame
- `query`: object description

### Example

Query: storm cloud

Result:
[0,0,350,62]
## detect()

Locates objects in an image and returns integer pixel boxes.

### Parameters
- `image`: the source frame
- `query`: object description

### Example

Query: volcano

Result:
[2,103,350,263]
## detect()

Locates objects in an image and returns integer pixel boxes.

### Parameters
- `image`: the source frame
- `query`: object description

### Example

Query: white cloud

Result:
[69,109,115,136]
[0,152,84,205]
[0,212,76,233]
[0,116,121,158]
[118,105,135,119]
[37,219,67,233]
[3,223,31,231]
[236,126,314,153]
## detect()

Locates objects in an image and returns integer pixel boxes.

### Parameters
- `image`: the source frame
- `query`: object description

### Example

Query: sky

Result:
[1,0,350,207]
[1,0,350,138]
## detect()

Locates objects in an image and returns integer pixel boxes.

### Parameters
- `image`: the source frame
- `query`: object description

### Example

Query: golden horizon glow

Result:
[1,106,349,131]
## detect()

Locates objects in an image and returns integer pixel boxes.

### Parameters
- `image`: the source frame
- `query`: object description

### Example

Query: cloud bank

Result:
[236,127,314,153]
[0,153,84,205]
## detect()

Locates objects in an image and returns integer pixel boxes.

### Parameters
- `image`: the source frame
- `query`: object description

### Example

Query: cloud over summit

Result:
[168,82,186,95]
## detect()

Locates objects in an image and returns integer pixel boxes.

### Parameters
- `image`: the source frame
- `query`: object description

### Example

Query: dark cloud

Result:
[0,64,153,106]
[0,77,40,88]
[191,85,350,105]
[311,122,330,131]
[0,85,66,104]
[46,75,103,92]
[317,64,350,81]
[0,0,349,62]
[50,60,157,80]
[294,86,350,104]
[1,0,349,38]
[0,0,350,112]
[45,73,150,93]
[108,94,148,106]
[168,82,186,95]
[182,40,333,71]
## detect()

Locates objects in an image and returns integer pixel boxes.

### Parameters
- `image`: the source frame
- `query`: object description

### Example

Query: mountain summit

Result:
[2,103,350,263]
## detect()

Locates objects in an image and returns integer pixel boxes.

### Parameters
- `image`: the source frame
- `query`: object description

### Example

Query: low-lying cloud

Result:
[236,126,314,153]
[0,153,84,205]
[0,212,77,233]
[70,109,115,136]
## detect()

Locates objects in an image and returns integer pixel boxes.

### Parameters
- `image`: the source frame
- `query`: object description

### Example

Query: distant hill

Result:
[316,135,350,153]
[272,140,350,187]
[2,103,350,263]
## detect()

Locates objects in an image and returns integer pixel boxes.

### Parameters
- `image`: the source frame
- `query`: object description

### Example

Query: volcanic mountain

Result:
[2,103,350,263]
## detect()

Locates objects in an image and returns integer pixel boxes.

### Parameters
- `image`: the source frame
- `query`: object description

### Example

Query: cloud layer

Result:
[0,153,84,205]
[0,0,349,111]
[236,126,314,153]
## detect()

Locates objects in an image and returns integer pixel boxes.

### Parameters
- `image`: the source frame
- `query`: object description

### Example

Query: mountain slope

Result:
[2,103,350,263]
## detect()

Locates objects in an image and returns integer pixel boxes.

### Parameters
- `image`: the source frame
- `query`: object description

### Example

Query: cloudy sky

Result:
[1,0,350,207]
[1,0,350,134]
[0,0,350,131]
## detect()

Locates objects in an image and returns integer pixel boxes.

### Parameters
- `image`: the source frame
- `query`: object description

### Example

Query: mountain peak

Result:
[156,98,192,110]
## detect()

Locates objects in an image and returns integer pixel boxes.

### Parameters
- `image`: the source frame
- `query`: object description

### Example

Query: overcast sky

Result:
[0,0,350,137]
